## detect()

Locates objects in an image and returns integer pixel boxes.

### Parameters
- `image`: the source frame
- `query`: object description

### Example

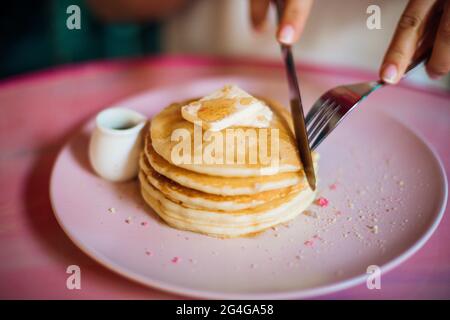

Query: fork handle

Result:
[403,47,432,77]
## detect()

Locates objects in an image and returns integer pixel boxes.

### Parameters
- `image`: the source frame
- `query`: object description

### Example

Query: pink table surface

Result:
[0,55,448,299]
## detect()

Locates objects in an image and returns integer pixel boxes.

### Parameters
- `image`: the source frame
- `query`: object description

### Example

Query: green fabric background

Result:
[0,0,161,78]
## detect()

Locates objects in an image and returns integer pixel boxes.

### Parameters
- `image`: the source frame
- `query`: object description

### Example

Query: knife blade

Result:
[275,0,316,190]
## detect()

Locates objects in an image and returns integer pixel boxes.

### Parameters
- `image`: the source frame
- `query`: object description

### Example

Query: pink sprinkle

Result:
[171,257,181,264]
[315,197,329,207]
[145,250,153,256]
[141,221,148,226]
[304,240,314,247]
[329,183,337,190]
[335,211,342,216]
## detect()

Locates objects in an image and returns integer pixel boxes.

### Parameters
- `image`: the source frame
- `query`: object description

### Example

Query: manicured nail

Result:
[382,64,398,83]
[278,25,295,44]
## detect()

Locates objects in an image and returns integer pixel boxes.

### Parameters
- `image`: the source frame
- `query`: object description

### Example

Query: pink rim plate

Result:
[50,76,447,299]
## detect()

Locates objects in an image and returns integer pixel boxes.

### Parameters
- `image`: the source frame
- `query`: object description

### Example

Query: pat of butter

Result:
[181,85,273,131]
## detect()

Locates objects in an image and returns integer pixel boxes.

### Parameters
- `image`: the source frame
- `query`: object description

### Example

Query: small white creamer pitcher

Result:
[89,107,147,182]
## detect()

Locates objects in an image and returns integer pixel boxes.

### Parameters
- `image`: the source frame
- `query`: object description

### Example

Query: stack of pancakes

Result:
[139,97,318,238]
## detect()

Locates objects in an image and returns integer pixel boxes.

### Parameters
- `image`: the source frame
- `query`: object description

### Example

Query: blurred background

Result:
[1,0,449,89]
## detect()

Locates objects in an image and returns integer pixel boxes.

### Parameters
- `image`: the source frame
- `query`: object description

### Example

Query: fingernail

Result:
[382,64,398,84]
[278,25,295,44]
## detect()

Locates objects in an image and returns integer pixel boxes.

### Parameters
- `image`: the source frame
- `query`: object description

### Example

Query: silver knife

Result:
[274,0,316,190]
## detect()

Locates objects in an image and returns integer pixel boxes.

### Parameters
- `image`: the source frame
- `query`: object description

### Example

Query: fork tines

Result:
[307,99,341,150]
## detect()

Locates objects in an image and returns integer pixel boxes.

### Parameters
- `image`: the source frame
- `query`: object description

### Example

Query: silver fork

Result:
[306,53,430,150]
[306,9,440,150]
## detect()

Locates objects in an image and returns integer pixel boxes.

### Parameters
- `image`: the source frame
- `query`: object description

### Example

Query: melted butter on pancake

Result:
[198,99,237,122]
[181,85,273,131]
[151,96,307,176]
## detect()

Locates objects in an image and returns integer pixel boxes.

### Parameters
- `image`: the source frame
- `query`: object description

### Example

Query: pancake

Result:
[138,172,316,238]
[145,135,314,196]
[139,89,319,238]
[140,153,307,211]
[150,97,303,177]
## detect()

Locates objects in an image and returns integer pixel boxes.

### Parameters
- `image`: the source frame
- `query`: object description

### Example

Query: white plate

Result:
[50,77,447,299]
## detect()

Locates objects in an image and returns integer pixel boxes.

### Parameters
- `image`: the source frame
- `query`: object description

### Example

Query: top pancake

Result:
[150,97,303,177]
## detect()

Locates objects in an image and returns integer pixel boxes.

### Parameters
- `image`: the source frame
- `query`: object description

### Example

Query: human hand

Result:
[249,0,313,45]
[380,0,449,83]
